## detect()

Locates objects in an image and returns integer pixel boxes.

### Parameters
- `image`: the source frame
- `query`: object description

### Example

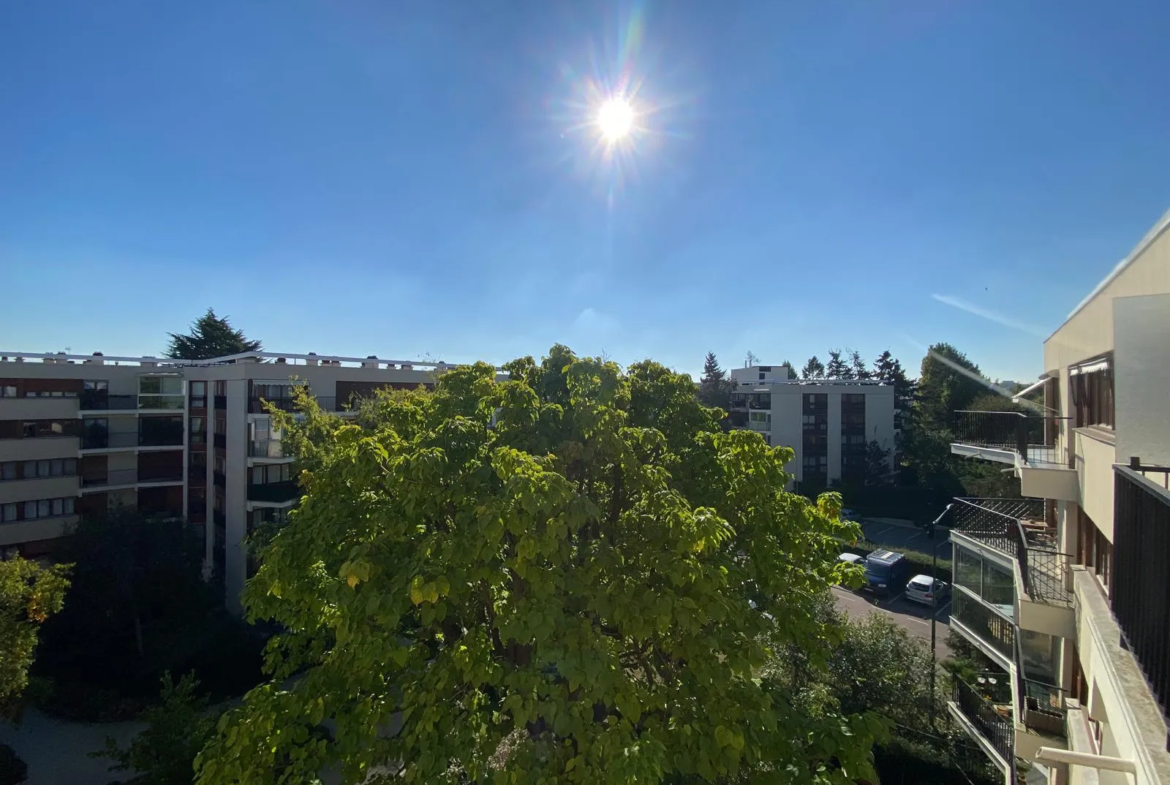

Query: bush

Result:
[0,743,27,785]
[874,734,999,785]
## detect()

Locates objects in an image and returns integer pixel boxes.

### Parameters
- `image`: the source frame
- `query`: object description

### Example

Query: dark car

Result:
[863,549,911,596]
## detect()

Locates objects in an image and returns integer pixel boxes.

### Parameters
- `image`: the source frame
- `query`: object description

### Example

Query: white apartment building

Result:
[728,363,896,489]
[947,210,1170,785]
[0,350,441,609]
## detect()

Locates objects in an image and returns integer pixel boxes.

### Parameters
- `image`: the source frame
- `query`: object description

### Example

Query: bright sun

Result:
[597,97,634,142]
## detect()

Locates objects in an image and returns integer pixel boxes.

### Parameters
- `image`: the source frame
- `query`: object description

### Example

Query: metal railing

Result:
[953,588,1015,660]
[80,468,183,487]
[953,410,1070,466]
[1113,462,1170,736]
[1019,680,1068,737]
[953,498,1072,606]
[953,677,1014,764]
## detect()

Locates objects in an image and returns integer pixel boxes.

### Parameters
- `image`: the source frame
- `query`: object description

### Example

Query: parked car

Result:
[904,574,950,606]
[862,549,911,596]
[838,552,865,567]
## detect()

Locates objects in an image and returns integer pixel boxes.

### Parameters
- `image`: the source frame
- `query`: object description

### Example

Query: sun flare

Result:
[597,97,634,142]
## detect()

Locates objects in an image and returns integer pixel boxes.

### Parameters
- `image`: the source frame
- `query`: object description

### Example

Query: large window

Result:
[0,419,77,439]
[953,545,1015,619]
[252,463,292,485]
[1070,356,1113,429]
[20,497,76,520]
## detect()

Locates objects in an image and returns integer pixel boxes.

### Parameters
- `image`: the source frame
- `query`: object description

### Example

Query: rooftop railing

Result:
[953,410,1069,466]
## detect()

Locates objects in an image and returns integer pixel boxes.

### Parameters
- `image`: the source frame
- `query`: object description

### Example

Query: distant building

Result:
[727,364,896,490]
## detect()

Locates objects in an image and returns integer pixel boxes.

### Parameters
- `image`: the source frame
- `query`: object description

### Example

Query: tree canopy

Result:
[824,350,852,380]
[916,343,986,430]
[166,308,262,360]
[800,356,825,380]
[0,557,69,717]
[197,345,883,785]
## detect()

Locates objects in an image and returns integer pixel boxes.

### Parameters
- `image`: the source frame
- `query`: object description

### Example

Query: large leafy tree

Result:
[0,557,70,717]
[166,308,262,360]
[197,346,882,785]
[916,343,986,430]
[697,351,733,412]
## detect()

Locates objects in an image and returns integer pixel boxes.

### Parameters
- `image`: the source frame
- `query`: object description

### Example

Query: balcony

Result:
[950,676,1015,768]
[1112,462,1170,732]
[248,480,299,504]
[951,411,1078,501]
[248,396,338,414]
[79,392,136,411]
[81,430,139,450]
[953,498,1071,607]
[729,393,771,411]
[249,439,291,459]
[80,468,183,490]
[952,589,1016,662]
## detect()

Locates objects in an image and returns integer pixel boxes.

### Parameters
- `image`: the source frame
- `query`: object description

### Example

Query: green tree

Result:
[864,441,893,487]
[825,349,852,380]
[780,361,798,380]
[848,350,869,381]
[697,351,733,412]
[0,557,70,717]
[801,356,826,380]
[98,672,218,785]
[166,308,262,360]
[197,347,883,785]
[872,351,913,412]
[916,343,986,430]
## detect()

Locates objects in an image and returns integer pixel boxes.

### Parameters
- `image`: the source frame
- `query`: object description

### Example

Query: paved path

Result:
[859,519,952,560]
[0,707,143,785]
[832,585,954,661]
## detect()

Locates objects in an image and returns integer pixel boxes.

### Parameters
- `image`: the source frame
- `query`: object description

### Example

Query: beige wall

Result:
[1074,430,1116,542]
[0,476,79,505]
[1044,215,1170,378]
[0,516,75,547]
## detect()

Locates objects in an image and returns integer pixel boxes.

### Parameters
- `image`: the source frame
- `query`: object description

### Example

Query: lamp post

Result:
[928,502,954,724]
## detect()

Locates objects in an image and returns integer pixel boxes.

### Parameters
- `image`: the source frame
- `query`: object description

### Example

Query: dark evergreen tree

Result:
[166,308,262,360]
[801,356,826,380]
[825,349,852,380]
[697,351,733,411]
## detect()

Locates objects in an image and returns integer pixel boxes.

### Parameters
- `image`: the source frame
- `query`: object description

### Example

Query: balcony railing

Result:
[952,676,1014,764]
[79,392,137,411]
[1019,679,1068,738]
[80,468,183,487]
[248,439,288,458]
[1113,462,1170,732]
[953,588,1015,660]
[81,430,139,449]
[248,480,299,503]
[729,394,771,411]
[953,498,1072,606]
[953,410,1069,466]
[249,396,340,414]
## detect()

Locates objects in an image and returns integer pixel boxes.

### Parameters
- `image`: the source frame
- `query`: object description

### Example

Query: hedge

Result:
[840,538,953,583]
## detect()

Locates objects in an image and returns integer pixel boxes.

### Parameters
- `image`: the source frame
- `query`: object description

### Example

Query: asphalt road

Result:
[858,519,953,561]
[832,584,954,661]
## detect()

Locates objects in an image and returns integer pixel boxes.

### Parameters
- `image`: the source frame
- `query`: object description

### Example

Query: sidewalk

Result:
[0,708,143,785]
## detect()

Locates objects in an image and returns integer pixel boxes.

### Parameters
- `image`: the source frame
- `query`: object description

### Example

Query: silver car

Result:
[904,574,950,606]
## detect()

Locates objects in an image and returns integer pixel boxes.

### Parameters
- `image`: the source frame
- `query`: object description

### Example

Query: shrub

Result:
[0,743,27,785]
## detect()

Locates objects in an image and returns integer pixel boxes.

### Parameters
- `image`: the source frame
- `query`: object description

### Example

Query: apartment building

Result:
[727,363,896,489]
[947,210,1170,785]
[0,350,441,609]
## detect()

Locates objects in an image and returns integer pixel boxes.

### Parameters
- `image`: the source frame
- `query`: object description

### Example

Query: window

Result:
[20,497,75,520]
[1070,356,1114,429]
[0,462,14,481]
[1,504,16,522]
[85,380,108,392]
[252,463,292,485]
[191,382,206,396]
[0,386,16,398]
[214,456,226,474]
[190,417,205,444]
[139,376,183,395]
[215,417,226,435]
[759,372,765,380]
[214,380,226,396]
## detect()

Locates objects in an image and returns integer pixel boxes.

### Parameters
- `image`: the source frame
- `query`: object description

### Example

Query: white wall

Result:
[1114,294,1170,468]
[770,390,802,484]
[1074,430,1116,542]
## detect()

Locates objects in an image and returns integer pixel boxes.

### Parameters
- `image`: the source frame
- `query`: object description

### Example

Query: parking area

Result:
[858,519,952,561]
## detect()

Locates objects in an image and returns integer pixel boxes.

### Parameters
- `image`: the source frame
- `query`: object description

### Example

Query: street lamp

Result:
[927,502,954,723]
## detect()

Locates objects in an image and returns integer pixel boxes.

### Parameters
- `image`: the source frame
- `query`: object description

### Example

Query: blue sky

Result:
[2,1,1168,382]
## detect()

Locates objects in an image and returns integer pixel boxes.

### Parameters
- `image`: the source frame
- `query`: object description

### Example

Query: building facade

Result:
[0,351,440,609]
[727,364,896,489]
[947,210,1170,785]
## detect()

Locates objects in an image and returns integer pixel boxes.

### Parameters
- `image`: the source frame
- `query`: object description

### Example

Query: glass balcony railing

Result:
[248,440,287,458]
[952,589,1015,661]
[80,468,183,487]
[79,392,137,410]
[138,395,185,411]
[247,481,299,503]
